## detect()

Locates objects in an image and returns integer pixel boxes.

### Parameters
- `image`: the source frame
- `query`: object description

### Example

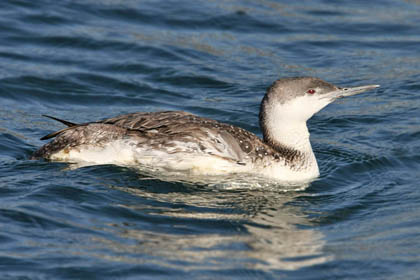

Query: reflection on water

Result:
[67,162,312,191]
[84,181,332,271]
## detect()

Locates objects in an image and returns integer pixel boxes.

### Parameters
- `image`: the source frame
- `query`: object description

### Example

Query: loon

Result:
[32,77,379,183]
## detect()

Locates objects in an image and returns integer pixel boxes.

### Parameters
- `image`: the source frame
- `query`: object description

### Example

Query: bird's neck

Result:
[267,122,312,151]
[259,102,317,170]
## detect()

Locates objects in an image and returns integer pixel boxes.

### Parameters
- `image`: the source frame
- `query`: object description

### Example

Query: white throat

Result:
[259,95,322,179]
[263,96,319,153]
[269,120,311,152]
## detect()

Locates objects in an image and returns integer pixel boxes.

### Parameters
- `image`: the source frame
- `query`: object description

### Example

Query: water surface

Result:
[1,0,420,279]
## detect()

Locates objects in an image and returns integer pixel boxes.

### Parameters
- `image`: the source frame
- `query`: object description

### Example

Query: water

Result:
[1,0,420,279]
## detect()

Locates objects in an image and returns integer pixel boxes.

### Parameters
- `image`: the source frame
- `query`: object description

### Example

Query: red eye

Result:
[307,89,316,94]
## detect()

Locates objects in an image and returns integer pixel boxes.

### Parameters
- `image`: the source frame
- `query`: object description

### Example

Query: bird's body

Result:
[33,77,379,184]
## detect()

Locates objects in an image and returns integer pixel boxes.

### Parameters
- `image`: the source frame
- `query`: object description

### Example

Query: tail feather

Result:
[40,115,79,140]
[42,115,77,127]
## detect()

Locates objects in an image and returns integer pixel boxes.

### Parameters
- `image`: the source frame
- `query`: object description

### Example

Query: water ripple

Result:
[1,0,420,279]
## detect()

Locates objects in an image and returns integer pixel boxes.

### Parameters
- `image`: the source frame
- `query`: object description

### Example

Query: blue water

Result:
[1,0,420,279]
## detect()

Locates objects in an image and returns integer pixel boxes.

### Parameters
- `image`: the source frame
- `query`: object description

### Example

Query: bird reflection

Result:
[85,176,332,272]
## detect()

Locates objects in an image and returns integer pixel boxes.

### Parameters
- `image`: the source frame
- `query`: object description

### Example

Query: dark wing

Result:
[100,111,273,162]
[35,111,275,163]
[100,111,202,131]
[38,111,193,140]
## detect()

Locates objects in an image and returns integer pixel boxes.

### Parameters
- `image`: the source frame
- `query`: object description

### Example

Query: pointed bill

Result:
[324,84,380,101]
